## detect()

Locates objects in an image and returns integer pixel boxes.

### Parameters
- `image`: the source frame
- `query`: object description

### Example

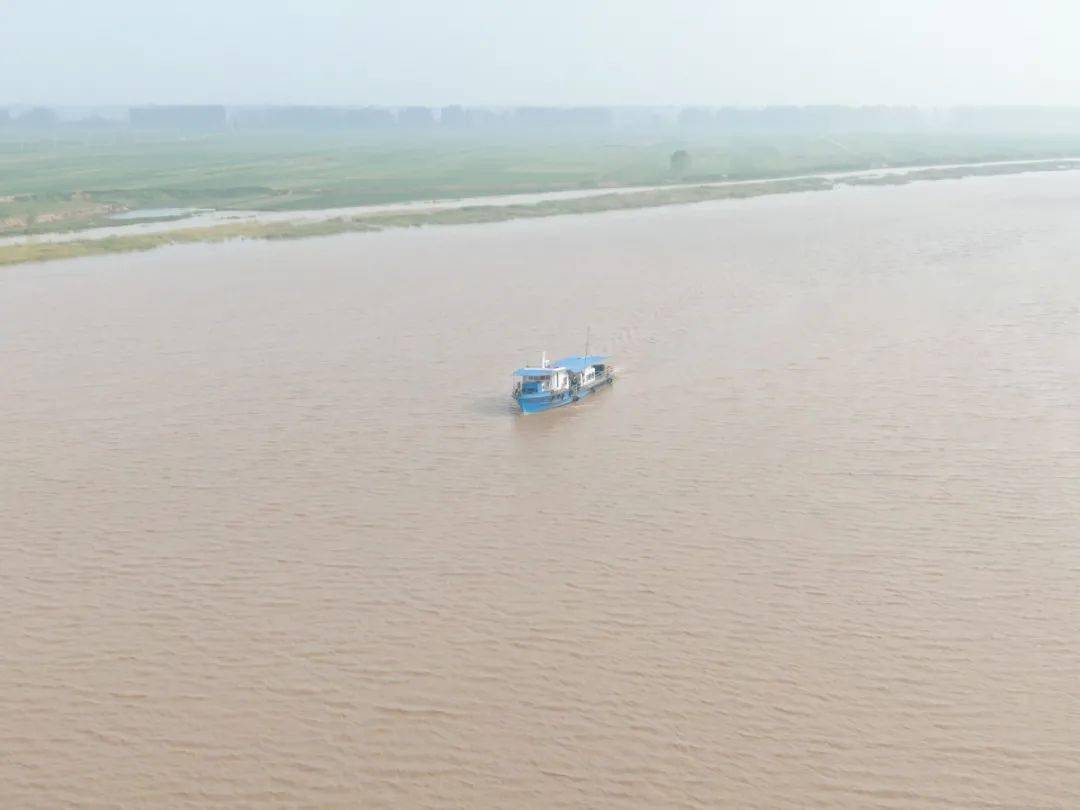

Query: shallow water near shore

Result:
[3,172,1080,808]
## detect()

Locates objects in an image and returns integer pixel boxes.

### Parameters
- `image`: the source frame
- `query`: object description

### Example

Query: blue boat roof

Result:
[513,355,609,376]
[553,354,608,373]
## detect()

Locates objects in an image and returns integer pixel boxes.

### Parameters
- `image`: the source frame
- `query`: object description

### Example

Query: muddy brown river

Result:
[3,173,1079,808]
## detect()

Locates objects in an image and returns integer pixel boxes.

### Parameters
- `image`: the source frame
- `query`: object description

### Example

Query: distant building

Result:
[513,106,613,130]
[462,107,502,129]
[129,105,227,131]
[437,106,507,130]
[440,105,469,128]
[341,107,395,128]
[680,105,933,133]
[948,106,1080,133]
[677,107,714,129]
[230,106,394,130]
[398,107,435,128]
[13,107,59,128]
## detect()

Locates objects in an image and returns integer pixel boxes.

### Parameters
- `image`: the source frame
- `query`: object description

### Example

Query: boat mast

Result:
[584,326,590,365]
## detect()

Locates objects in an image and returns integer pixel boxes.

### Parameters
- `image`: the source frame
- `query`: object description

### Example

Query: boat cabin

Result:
[552,355,608,387]
[512,366,569,396]
[513,355,608,394]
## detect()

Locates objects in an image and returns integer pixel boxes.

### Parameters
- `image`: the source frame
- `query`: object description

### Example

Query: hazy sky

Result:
[4,0,1080,106]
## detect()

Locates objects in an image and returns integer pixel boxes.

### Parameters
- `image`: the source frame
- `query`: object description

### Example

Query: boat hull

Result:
[514,376,613,414]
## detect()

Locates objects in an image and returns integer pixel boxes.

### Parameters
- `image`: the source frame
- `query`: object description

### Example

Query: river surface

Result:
[3,172,1079,808]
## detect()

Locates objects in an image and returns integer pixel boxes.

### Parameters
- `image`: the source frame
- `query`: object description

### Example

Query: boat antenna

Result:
[584,326,590,363]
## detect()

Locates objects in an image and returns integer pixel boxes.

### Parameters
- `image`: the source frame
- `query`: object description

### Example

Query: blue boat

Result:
[512,352,615,414]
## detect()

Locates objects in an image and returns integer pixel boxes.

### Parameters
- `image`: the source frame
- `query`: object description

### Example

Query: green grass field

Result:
[4,160,1079,268]
[5,130,1080,236]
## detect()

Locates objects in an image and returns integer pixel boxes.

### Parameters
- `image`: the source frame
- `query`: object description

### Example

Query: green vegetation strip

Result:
[2,161,1077,268]
[0,178,830,267]
[8,130,1080,236]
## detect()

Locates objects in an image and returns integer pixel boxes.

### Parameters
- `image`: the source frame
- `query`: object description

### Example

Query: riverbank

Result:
[8,129,1080,235]
[3,159,1078,267]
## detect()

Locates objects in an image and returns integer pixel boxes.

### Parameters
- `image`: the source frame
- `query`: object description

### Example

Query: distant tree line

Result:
[6,104,1080,134]
[0,106,60,128]
[224,105,617,132]
[674,105,1080,133]
[130,105,228,130]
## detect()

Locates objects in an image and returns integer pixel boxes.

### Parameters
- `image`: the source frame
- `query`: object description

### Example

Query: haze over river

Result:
[3,172,1079,808]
